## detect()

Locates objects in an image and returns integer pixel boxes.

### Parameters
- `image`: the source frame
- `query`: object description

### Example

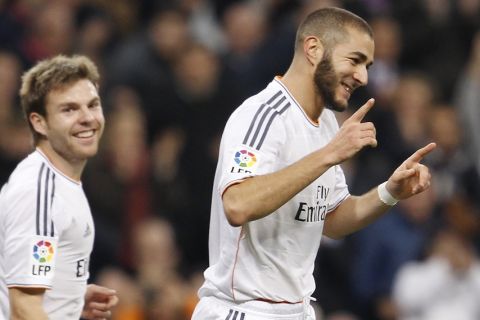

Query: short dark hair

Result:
[295,7,373,52]
[19,55,100,144]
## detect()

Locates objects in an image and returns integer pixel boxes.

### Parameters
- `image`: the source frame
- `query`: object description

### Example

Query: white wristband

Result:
[377,182,399,206]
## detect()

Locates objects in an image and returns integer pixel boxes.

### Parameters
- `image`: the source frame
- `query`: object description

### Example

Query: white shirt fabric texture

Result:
[393,257,480,320]
[198,78,350,303]
[0,149,94,319]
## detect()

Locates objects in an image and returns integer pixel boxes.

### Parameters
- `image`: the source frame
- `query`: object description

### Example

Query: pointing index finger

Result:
[348,98,375,123]
[407,142,437,163]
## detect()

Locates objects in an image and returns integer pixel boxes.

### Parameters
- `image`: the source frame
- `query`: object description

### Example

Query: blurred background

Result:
[1,0,480,319]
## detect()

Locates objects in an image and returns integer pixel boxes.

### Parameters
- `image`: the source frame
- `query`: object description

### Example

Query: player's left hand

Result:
[386,143,436,200]
[81,284,119,320]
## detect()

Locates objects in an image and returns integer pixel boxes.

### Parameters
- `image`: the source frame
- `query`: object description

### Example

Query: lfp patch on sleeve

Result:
[228,147,260,174]
[29,235,57,280]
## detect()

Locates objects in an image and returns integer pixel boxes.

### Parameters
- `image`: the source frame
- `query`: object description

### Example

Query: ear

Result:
[29,112,48,137]
[303,36,324,66]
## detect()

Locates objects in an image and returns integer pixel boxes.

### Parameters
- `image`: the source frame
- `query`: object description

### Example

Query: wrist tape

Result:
[377,182,399,206]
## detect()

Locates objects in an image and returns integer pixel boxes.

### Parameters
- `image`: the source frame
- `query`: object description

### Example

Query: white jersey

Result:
[0,149,94,319]
[198,78,350,303]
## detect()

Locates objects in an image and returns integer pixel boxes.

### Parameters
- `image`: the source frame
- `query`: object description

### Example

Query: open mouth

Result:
[342,83,353,94]
[74,130,96,139]
[340,83,354,100]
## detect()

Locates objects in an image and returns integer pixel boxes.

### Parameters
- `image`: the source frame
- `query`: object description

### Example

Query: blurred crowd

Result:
[1,0,480,319]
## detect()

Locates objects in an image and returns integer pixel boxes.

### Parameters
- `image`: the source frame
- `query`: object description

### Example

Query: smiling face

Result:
[31,79,105,172]
[314,27,374,111]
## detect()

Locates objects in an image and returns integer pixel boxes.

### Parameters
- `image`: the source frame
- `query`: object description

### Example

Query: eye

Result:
[89,100,101,109]
[349,57,360,65]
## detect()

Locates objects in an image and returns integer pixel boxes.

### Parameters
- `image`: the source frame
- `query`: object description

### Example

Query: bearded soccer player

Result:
[192,7,436,320]
[0,55,118,320]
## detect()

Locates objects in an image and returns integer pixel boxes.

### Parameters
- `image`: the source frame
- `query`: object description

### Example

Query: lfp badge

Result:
[30,237,57,279]
[230,148,259,174]
[234,150,257,168]
[33,240,54,263]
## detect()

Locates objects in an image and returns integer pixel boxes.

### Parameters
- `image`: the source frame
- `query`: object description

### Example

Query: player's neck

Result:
[36,143,85,182]
[281,65,325,123]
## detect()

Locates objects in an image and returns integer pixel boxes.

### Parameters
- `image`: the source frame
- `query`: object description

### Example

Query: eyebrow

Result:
[351,51,373,68]
[88,96,101,105]
[58,96,101,108]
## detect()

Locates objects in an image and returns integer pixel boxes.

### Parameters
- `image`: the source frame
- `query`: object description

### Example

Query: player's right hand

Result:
[82,284,119,320]
[325,98,376,165]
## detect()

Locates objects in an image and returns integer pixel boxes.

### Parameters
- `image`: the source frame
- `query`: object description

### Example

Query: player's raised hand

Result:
[326,98,377,164]
[386,142,436,200]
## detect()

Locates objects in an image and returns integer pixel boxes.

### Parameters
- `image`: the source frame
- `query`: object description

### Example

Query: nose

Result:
[79,106,95,123]
[353,66,368,86]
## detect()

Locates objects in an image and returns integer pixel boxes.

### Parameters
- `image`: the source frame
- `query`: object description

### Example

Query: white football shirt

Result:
[198,78,350,303]
[0,149,94,319]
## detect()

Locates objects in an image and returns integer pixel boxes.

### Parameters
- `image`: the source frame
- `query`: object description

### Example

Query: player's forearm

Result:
[223,147,335,226]
[11,308,48,320]
[9,288,48,320]
[323,187,391,239]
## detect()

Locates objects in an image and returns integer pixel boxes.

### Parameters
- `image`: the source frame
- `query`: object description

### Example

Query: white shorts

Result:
[191,296,316,320]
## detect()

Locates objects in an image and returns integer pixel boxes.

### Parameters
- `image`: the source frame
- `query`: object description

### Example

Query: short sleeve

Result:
[327,164,350,213]
[217,104,287,194]
[3,184,58,289]
[319,110,350,212]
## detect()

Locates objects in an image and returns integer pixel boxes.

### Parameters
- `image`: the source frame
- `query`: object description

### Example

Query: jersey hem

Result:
[221,178,252,197]
[327,192,350,213]
[7,283,52,289]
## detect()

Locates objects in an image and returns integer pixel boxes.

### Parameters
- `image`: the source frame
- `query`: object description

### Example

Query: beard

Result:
[314,54,347,112]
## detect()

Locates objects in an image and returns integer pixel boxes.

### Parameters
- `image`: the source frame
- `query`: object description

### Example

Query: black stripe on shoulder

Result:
[266,90,283,105]
[232,311,239,320]
[242,103,267,145]
[242,90,282,145]
[36,163,45,236]
[43,168,50,236]
[277,101,291,115]
[225,309,233,320]
[50,173,56,237]
[255,101,291,150]
[248,96,286,149]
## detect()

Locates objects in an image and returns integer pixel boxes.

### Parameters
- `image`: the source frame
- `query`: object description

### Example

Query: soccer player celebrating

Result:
[0,55,117,319]
[192,7,436,320]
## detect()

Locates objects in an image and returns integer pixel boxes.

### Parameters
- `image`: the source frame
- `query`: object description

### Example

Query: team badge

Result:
[229,147,260,174]
[29,236,57,279]
[234,149,257,167]
[33,240,55,263]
